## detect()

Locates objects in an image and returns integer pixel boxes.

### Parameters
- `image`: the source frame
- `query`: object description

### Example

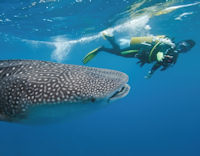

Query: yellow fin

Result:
[82,47,101,64]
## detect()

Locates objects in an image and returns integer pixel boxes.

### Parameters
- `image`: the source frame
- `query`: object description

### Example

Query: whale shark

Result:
[0,60,130,123]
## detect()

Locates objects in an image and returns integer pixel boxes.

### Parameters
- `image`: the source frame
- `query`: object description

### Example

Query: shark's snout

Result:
[84,68,130,102]
[108,84,130,102]
[103,71,130,102]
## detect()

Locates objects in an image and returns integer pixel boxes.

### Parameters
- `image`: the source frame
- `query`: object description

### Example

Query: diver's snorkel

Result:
[176,40,195,53]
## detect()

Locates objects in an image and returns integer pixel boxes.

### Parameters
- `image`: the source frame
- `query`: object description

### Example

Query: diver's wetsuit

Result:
[98,35,177,78]
[83,35,195,78]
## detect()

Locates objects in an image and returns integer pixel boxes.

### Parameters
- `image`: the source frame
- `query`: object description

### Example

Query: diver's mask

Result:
[176,40,195,53]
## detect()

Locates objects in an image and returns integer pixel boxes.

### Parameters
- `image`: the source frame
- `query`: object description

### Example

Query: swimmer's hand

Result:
[144,72,152,79]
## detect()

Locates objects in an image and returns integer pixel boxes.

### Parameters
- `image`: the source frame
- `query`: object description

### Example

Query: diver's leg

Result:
[102,33,120,50]
[118,47,138,58]
[83,43,138,64]
[102,33,140,58]
[82,46,122,64]
[99,46,122,56]
[100,46,139,58]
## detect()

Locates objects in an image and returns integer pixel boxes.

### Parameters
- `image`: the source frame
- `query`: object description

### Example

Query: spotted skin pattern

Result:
[0,60,128,121]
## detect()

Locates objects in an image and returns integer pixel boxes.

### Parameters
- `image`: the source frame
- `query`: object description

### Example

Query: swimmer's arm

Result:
[145,62,161,79]
[160,66,168,71]
[173,53,179,64]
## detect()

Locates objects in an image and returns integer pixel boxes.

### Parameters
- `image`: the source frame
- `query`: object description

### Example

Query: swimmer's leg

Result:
[102,33,139,57]
[82,45,140,64]
[82,34,138,64]
[82,46,122,64]
[102,33,120,50]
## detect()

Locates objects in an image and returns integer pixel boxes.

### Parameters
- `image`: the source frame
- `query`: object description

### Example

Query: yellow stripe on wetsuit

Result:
[149,40,162,63]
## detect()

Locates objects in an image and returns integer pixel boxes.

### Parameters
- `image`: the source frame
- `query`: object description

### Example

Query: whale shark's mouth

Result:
[108,84,130,102]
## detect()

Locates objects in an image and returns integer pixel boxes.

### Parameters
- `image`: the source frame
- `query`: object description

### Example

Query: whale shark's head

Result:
[69,65,130,103]
[0,60,130,123]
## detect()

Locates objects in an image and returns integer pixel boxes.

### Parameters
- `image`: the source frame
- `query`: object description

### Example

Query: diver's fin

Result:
[121,50,138,55]
[102,33,114,41]
[82,47,102,64]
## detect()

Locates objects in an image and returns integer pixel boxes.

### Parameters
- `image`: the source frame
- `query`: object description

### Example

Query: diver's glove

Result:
[144,71,152,79]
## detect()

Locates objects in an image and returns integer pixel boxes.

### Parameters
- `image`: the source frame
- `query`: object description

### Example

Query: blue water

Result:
[0,0,200,156]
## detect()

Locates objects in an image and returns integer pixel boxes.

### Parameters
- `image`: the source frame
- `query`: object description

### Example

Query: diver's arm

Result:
[160,66,168,71]
[173,52,179,64]
[145,62,161,79]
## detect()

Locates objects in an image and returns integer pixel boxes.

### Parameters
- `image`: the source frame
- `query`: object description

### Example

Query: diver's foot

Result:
[102,33,114,42]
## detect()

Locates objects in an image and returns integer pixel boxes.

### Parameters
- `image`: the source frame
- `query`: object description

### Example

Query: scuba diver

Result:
[82,33,195,78]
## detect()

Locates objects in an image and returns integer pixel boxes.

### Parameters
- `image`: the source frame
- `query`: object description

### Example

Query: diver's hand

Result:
[144,72,152,79]
[144,75,151,79]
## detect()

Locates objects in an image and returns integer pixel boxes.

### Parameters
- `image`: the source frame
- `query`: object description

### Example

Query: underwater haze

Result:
[0,0,200,156]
